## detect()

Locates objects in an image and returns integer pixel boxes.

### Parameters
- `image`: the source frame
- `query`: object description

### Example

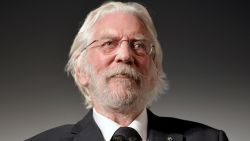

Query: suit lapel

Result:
[149,131,184,141]
[70,109,184,141]
[147,109,184,141]
[71,110,105,141]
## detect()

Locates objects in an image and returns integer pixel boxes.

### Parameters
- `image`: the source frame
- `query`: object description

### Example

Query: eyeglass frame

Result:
[80,38,155,57]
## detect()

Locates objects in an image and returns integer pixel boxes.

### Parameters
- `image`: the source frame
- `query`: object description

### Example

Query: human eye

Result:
[100,40,114,48]
[132,40,146,50]
[99,39,118,54]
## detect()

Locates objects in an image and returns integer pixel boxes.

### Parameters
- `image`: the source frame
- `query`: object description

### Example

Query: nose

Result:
[114,40,134,65]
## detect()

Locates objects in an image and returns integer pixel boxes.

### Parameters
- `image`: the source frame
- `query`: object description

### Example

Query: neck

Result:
[94,105,145,126]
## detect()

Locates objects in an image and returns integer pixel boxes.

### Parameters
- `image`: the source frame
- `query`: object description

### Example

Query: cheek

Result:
[138,58,158,87]
[136,57,151,75]
[87,52,112,74]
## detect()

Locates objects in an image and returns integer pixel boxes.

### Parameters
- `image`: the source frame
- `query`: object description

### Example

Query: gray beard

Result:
[96,79,140,109]
[88,64,150,111]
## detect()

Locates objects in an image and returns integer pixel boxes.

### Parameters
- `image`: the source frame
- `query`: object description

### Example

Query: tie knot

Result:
[111,127,142,141]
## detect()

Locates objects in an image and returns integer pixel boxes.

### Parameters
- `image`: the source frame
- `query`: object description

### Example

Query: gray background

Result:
[0,0,249,140]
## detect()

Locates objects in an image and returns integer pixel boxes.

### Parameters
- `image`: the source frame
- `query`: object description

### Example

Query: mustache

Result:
[102,65,143,81]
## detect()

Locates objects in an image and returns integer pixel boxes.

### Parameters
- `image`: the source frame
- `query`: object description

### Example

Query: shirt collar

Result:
[93,108,148,141]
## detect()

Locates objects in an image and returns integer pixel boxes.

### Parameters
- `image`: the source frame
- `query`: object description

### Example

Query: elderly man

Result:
[27,1,228,141]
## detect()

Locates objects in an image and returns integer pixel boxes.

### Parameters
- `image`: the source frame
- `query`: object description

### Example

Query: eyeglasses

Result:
[82,39,154,56]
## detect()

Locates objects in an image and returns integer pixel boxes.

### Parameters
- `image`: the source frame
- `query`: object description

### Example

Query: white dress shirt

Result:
[93,108,148,141]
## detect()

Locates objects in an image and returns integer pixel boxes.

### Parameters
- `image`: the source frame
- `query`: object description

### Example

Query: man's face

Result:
[79,12,157,110]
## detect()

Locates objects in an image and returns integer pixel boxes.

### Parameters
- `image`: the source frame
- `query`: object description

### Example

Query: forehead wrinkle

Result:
[92,14,149,41]
[92,20,149,41]
[95,30,147,41]
[95,29,122,40]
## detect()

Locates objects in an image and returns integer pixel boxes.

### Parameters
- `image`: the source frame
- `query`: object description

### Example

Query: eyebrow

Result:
[98,34,147,41]
[133,34,146,40]
[99,34,118,40]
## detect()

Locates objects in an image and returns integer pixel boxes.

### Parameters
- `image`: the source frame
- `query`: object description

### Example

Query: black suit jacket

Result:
[26,109,229,141]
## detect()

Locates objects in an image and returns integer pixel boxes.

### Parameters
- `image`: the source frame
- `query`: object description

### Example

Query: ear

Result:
[76,67,89,86]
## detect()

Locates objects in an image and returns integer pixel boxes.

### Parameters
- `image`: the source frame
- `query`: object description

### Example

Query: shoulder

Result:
[25,124,75,141]
[147,110,228,140]
[25,110,97,141]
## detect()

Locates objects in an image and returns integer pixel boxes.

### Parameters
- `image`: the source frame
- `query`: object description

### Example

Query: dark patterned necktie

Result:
[110,127,142,141]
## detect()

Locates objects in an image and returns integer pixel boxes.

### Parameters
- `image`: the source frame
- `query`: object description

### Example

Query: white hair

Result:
[65,1,168,108]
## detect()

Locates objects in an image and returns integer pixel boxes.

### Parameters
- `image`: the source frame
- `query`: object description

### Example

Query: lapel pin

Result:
[167,136,173,141]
